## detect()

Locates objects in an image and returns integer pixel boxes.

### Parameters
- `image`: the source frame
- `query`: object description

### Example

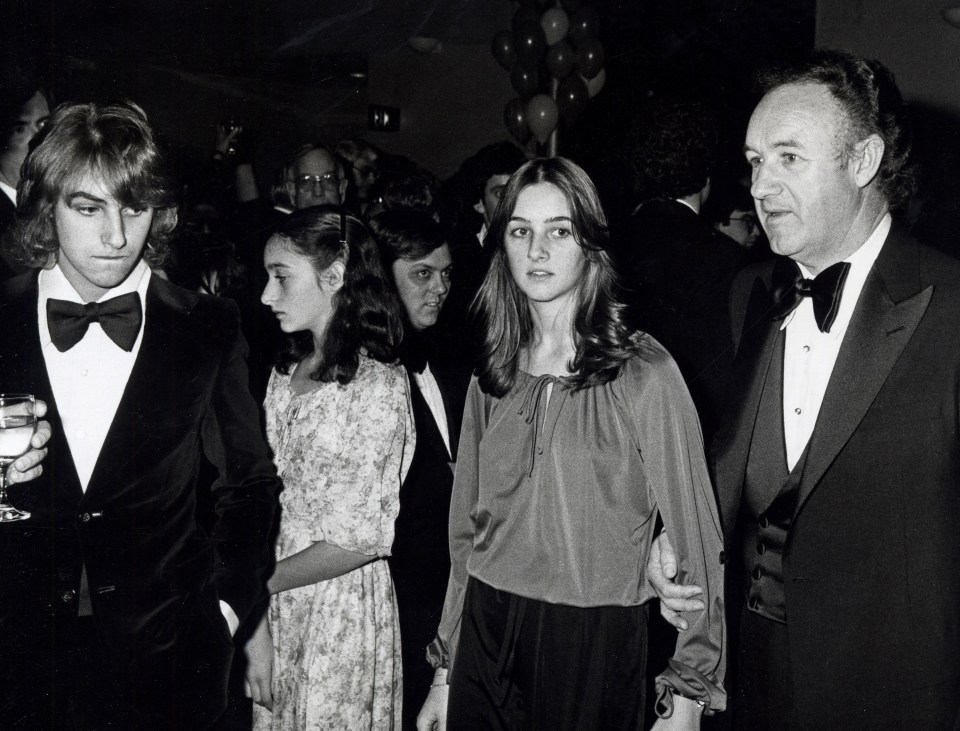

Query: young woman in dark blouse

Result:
[417,158,726,730]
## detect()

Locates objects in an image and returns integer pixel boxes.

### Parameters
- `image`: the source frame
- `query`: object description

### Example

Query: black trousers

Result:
[733,606,795,730]
[448,578,648,730]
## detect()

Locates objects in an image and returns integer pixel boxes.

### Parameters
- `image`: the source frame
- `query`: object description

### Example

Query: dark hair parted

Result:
[369,209,447,268]
[756,49,916,209]
[627,97,719,201]
[463,141,528,201]
[0,64,49,146]
[14,100,178,268]
[475,157,636,397]
[272,205,403,385]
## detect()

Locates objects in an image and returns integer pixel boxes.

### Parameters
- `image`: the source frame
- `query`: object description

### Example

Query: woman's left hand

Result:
[650,694,703,731]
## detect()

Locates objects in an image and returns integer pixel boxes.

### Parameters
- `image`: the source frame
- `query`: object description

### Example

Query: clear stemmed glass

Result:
[0,394,37,522]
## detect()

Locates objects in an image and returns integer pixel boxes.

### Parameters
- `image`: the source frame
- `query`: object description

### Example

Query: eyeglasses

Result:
[294,173,340,192]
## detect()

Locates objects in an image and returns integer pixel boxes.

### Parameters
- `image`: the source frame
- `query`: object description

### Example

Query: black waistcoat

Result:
[740,331,809,623]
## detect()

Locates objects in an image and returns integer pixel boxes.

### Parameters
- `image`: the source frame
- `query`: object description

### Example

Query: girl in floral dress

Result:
[245,206,414,730]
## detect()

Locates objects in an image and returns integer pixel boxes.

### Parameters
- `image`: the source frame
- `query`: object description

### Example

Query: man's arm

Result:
[200,305,280,626]
[648,532,707,631]
[6,399,51,485]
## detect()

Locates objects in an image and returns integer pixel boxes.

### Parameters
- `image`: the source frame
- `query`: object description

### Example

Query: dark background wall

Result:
[6,0,959,241]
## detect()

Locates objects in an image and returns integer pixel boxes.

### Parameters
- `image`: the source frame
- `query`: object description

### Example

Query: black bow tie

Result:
[769,257,851,333]
[47,293,143,352]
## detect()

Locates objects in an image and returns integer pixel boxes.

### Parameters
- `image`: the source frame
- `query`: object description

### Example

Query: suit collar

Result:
[716,223,933,531]
[714,273,782,537]
[83,277,200,495]
[793,222,931,516]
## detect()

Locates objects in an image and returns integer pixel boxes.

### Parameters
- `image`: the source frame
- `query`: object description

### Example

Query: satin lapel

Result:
[795,236,931,518]
[714,274,782,536]
[0,273,84,500]
[409,371,453,462]
[84,280,193,495]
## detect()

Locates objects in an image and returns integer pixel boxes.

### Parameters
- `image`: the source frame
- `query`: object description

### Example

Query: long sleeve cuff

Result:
[654,658,727,716]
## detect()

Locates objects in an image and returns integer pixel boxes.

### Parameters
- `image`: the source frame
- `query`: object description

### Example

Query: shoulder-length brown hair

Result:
[473,157,635,397]
[14,100,178,269]
[273,206,403,384]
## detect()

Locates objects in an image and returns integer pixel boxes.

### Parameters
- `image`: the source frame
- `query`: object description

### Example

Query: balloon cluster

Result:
[493,0,606,147]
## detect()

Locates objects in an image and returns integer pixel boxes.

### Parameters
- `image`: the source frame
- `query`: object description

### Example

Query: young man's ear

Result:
[473,199,485,216]
[321,261,346,292]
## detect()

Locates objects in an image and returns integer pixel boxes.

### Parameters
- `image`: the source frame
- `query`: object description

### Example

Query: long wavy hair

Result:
[474,157,635,397]
[272,205,403,384]
[14,101,178,269]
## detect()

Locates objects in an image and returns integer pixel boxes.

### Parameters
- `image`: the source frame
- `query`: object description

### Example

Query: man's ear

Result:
[320,260,346,292]
[473,198,485,216]
[338,178,349,205]
[284,179,297,206]
[852,134,885,189]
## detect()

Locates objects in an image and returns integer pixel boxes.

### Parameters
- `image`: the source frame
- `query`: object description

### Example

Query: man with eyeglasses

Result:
[283,143,348,210]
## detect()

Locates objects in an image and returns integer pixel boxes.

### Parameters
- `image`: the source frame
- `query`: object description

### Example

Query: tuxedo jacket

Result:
[715,222,960,728]
[0,194,24,281]
[389,354,470,730]
[625,199,749,441]
[0,271,280,728]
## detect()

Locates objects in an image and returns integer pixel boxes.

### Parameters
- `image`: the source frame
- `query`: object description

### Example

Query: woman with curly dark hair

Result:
[418,158,727,730]
[245,205,414,729]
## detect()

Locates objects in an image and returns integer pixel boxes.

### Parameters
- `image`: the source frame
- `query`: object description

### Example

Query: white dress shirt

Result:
[414,363,451,458]
[38,261,150,490]
[781,214,891,470]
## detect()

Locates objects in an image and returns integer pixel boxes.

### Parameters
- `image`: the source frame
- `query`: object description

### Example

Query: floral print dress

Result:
[254,356,415,730]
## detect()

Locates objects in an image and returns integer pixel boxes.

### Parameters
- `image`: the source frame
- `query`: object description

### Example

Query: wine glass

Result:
[0,394,37,522]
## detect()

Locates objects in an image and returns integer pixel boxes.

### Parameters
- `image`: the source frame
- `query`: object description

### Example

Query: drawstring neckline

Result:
[518,373,557,477]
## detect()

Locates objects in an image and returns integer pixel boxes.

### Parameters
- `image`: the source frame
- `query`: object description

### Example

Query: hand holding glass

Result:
[0,394,37,522]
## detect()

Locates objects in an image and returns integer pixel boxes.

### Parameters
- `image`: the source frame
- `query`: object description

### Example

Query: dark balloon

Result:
[510,62,540,99]
[568,6,600,43]
[514,21,547,65]
[557,75,588,126]
[585,68,606,98]
[526,93,559,144]
[491,30,518,71]
[512,6,541,33]
[545,40,575,79]
[576,37,605,79]
[504,97,532,145]
[540,8,570,46]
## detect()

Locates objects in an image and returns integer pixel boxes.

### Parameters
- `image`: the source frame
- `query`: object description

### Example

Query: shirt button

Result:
[752,566,763,580]
[80,368,89,376]
[748,595,760,610]
[757,540,766,555]
[759,516,770,529]
[794,408,802,415]
[60,589,76,604]
[802,345,810,353]
[537,446,543,455]
[80,513,91,523]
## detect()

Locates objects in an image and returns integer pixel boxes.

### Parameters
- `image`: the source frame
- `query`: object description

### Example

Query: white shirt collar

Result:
[674,198,698,215]
[0,180,16,206]
[780,212,891,334]
[38,260,152,348]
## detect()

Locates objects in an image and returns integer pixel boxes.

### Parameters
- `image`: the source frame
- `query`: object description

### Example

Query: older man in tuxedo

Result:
[649,51,960,728]
[0,101,279,729]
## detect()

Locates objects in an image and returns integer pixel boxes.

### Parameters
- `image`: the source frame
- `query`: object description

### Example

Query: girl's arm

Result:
[267,541,376,594]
